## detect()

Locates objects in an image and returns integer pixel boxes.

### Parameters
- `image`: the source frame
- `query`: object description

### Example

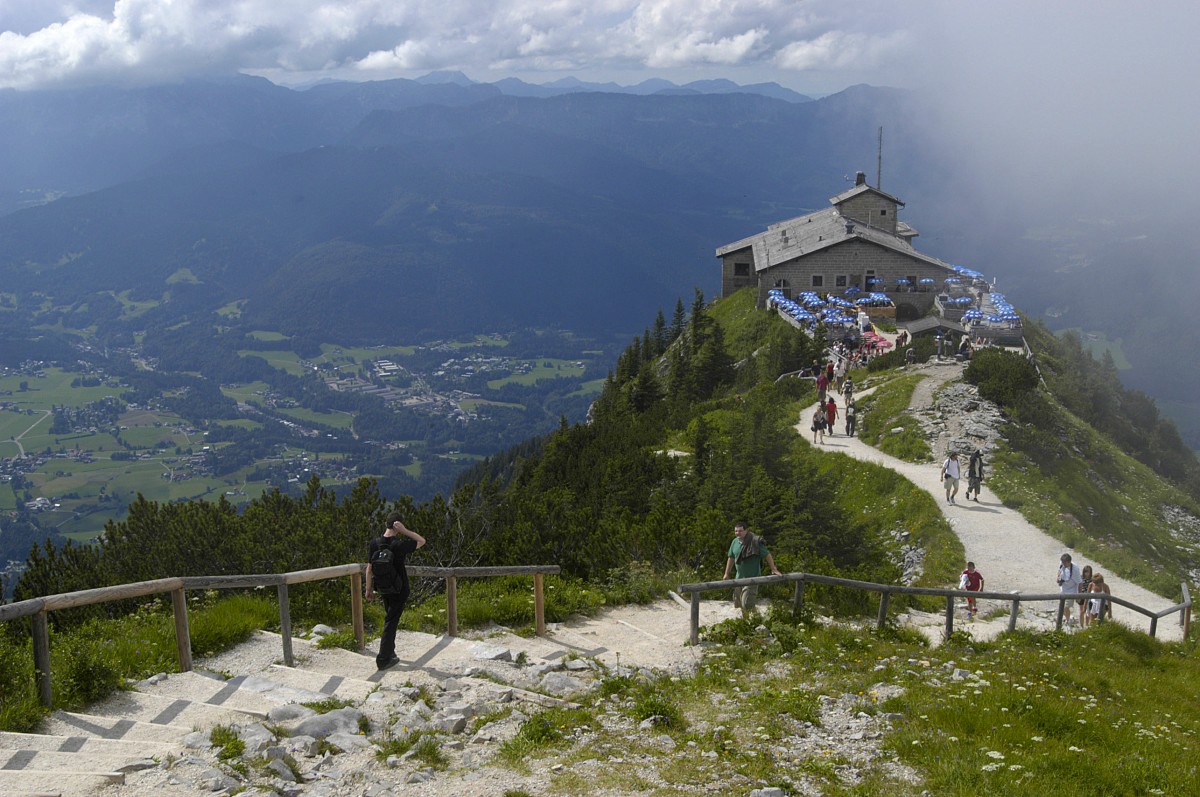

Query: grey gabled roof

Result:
[715,206,953,274]
[829,183,905,207]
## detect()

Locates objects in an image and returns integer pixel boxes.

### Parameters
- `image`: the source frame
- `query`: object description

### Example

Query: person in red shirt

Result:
[959,561,984,619]
[816,371,830,404]
[824,397,839,435]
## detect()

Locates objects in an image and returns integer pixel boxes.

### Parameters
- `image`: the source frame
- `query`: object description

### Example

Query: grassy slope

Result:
[856,372,934,463]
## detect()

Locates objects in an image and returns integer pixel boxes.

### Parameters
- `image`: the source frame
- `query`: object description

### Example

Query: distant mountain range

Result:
[0,79,925,345]
[0,75,1195,446]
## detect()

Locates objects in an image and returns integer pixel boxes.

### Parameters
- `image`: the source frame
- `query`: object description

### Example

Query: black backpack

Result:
[370,540,399,593]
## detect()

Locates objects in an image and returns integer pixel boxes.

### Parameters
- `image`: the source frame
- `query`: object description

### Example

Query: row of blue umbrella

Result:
[767,289,872,329]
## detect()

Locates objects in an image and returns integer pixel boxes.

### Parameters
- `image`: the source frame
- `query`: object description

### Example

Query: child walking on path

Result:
[959,561,984,620]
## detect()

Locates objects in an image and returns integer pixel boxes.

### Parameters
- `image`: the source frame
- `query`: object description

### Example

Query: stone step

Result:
[298,645,449,689]
[0,730,173,756]
[265,664,379,703]
[0,748,151,777]
[40,711,194,744]
[135,670,328,715]
[73,689,266,730]
[0,769,123,795]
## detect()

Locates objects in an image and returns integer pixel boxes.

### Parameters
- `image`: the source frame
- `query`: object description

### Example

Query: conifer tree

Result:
[669,298,687,342]
[652,309,668,354]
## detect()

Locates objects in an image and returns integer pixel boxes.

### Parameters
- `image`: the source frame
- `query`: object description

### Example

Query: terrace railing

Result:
[0,563,559,709]
[678,572,1191,646]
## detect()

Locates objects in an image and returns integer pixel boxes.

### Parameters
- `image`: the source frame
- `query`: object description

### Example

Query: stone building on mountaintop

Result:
[716,172,958,321]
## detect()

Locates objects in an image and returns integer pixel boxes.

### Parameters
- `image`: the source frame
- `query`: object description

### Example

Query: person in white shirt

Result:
[1056,553,1083,594]
[940,452,961,504]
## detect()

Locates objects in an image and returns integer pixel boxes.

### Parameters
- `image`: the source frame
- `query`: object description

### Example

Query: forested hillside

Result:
[14,289,959,609]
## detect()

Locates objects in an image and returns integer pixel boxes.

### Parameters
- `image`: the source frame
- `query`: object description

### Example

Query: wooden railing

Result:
[678,572,1192,646]
[0,563,559,708]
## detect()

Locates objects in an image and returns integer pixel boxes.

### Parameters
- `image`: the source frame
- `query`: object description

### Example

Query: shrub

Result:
[51,625,123,709]
[315,630,360,651]
[0,634,42,733]
[964,348,1039,407]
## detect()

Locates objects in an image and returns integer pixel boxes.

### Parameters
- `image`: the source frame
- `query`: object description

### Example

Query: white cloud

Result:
[0,0,924,90]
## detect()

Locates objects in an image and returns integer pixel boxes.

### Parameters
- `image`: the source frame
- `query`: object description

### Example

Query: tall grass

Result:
[0,593,277,733]
[857,372,933,462]
[397,565,690,635]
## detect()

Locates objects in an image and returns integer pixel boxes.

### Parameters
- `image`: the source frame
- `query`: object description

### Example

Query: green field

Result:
[460,398,524,411]
[487,359,585,389]
[566,377,606,398]
[328,343,417,361]
[247,330,288,341]
[110,290,160,320]
[1056,328,1131,369]
[0,368,123,408]
[276,406,354,429]
[220,381,270,403]
[236,349,308,375]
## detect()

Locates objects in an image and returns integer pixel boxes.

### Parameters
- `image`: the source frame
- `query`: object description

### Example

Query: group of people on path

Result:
[954,553,1114,627]
[810,365,856,444]
[939,449,985,504]
[1057,553,1113,626]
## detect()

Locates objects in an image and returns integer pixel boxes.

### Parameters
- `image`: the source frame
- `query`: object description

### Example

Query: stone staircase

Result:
[0,624,619,792]
[0,600,730,797]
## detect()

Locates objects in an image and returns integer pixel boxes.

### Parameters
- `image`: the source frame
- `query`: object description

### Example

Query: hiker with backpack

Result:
[722,522,782,618]
[366,511,426,670]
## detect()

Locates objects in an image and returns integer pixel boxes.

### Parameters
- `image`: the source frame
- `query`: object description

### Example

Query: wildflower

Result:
[985,751,1005,760]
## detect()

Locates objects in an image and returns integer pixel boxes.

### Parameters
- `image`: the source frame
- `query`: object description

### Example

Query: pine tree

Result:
[652,310,668,355]
[669,298,686,342]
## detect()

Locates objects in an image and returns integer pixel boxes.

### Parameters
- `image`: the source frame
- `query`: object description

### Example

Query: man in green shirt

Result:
[722,522,782,617]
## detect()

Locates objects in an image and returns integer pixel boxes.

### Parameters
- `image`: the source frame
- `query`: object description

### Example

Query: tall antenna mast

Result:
[876,126,883,190]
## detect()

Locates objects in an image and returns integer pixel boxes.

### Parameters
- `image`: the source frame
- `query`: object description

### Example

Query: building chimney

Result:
[855,171,867,186]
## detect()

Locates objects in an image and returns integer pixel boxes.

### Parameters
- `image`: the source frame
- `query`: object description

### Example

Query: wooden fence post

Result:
[446,576,458,637]
[690,590,700,646]
[350,571,364,649]
[944,596,954,639]
[1055,598,1065,631]
[533,573,546,637]
[278,583,293,667]
[32,611,52,708]
[1008,595,1019,633]
[171,587,192,672]
[792,577,805,618]
[876,591,890,630]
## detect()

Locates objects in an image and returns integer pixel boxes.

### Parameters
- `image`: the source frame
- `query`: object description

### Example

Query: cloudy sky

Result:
[0,0,924,92]
[2,1,1197,211]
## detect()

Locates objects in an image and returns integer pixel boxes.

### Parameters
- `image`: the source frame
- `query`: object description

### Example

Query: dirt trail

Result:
[801,358,1185,642]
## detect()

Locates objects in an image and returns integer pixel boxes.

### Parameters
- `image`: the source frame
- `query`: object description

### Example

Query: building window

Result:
[812,275,824,288]
[835,275,847,287]
[733,262,750,277]
[880,209,888,216]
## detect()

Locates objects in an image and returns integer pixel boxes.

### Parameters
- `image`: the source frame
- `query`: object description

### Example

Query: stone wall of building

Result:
[720,250,756,297]
[836,194,898,234]
[753,239,947,309]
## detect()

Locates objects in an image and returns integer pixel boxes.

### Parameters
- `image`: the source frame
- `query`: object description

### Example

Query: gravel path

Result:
[801,358,1185,642]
